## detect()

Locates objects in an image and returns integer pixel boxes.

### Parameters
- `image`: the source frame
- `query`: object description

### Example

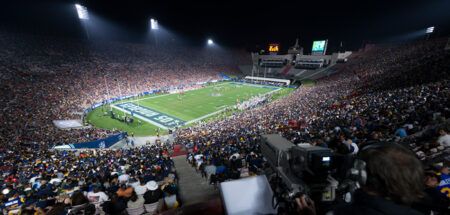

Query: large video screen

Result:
[312,40,327,55]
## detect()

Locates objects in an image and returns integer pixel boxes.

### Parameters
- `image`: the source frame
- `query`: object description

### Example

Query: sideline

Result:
[112,83,282,129]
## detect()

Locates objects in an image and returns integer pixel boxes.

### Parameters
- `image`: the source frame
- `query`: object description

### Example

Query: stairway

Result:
[172,156,219,206]
[171,144,188,157]
[280,64,293,76]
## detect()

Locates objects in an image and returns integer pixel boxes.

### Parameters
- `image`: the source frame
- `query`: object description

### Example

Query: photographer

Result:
[296,144,426,215]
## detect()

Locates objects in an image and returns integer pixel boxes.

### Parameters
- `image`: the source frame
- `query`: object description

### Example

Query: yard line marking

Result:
[185,87,282,125]
[111,82,283,130]
[112,103,186,129]
[185,108,229,125]
[116,82,231,104]
[111,104,169,130]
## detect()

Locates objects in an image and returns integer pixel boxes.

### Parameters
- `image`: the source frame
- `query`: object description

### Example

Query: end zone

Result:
[112,102,185,129]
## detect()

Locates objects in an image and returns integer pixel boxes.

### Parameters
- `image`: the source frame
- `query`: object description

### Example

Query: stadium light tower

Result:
[150,18,159,30]
[75,4,90,39]
[207,38,214,45]
[150,18,159,47]
[426,26,435,40]
[75,4,89,20]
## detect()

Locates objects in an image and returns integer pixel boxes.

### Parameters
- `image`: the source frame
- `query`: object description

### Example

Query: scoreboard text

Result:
[268,44,279,53]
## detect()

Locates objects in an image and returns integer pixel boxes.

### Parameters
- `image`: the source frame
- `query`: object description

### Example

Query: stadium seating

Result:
[178,38,450,190]
[0,32,245,147]
[0,31,449,214]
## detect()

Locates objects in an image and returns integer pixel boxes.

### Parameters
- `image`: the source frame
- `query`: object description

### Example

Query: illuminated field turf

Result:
[87,82,293,136]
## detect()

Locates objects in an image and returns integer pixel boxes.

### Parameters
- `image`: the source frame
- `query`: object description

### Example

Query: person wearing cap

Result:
[143,181,162,205]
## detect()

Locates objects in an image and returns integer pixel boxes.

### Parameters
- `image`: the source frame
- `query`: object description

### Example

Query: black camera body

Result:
[260,134,337,207]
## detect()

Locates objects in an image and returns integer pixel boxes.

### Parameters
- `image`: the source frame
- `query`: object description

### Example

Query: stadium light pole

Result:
[103,73,113,111]
[103,74,110,100]
[75,4,90,39]
[150,18,159,47]
[426,26,434,40]
[116,79,122,98]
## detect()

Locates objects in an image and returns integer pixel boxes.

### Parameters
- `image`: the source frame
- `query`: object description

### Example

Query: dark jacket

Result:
[144,189,163,204]
[330,190,424,215]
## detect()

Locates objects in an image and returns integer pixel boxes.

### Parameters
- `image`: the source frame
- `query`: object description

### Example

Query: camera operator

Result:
[296,143,426,215]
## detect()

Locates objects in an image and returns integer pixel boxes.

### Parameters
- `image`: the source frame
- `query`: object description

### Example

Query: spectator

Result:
[86,186,109,206]
[132,177,148,196]
[102,193,127,215]
[437,129,450,147]
[127,191,145,210]
[331,144,425,215]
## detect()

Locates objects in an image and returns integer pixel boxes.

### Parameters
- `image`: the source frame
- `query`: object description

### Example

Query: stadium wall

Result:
[53,132,127,150]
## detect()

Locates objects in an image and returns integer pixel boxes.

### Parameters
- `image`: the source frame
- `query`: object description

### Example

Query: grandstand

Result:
[239,40,352,85]
[1,1,450,215]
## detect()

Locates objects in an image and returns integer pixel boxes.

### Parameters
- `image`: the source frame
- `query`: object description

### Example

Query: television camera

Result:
[260,134,341,214]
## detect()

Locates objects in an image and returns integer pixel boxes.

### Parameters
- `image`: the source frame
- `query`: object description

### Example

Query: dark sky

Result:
[1,0,449,52]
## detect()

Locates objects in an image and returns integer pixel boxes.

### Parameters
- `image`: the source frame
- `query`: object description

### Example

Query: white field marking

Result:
[111,104,169,130]
[116,93,170,104]
[235,82,282,89]
[185,87,282,125]
[112,83,282,128]
[116,82,231,104]
[185,108,229,125]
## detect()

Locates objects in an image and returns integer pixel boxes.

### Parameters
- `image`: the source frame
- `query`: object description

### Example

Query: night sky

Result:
[1,0,449,52]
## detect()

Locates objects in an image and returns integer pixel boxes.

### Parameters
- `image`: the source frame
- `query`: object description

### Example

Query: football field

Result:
[87,82,293,136]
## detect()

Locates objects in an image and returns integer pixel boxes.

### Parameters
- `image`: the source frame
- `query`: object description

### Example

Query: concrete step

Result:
[172,156,219,206]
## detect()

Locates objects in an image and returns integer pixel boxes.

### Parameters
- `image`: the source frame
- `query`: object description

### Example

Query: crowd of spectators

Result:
[0,145,182,214]
[176,38,450,213]
[0,32,245,148]
[1,31,449,214]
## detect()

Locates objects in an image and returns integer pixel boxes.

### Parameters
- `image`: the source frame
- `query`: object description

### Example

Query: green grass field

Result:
[87,82,294,136]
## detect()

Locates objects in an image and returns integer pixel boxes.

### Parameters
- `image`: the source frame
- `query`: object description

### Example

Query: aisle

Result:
[172,156,219,206]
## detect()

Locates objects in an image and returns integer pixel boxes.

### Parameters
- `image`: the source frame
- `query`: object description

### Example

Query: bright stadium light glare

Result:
[150,18,159,30]
[426,26,434,34]
[75,4,89,20]
[207,38,214,45]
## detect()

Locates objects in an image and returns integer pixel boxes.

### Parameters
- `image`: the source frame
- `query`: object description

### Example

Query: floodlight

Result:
[75,4,89,20]
[207,39,214,45]
[150,18,159,30]
[426,26,434,34]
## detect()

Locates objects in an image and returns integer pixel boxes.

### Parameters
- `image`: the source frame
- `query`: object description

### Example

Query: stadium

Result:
[0,0,449,214]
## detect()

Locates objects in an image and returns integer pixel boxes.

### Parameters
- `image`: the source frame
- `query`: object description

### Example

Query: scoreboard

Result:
[311,40,328,55]
[268,44,280,53]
